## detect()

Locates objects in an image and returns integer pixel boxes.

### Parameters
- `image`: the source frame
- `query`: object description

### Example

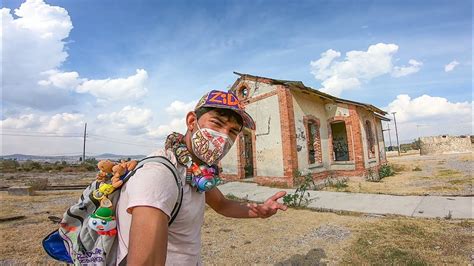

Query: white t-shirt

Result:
[115,149,206,265]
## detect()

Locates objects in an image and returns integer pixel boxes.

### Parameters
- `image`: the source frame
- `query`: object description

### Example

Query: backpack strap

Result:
[118,156,184,266]
[122,156,183,225]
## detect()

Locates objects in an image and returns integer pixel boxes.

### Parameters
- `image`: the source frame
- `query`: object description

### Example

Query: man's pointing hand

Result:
[247,191,288,218]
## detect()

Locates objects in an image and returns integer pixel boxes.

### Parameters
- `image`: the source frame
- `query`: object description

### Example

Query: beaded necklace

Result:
[165,132,220,192]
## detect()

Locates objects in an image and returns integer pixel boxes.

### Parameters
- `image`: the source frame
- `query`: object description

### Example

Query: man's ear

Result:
[186,111,197,132]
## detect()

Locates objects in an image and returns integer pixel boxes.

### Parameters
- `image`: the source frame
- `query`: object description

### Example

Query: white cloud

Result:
[165,100,197,116]
[391,59,423,77]
[0,114,43,130]
[77,69,149,102]
[386,94,471,123]
[2,0,149,109]
[383,94,472,141]
[0,112,85,134]
[310,43,422,96]
[147,118,187,139]
[444,60,460,72]
[1,0,74,109]
[146,99,197,139]
[97,106,153,135]
[38,70,83,89]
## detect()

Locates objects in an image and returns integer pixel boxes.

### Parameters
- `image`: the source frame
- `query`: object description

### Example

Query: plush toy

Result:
[96,160,115,182]
[111,164,127,188]
[88,207,117,236]
[110,160,138,188]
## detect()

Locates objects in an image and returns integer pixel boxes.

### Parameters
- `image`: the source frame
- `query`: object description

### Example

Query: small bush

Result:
[283,171,315,208]
[84,164,97,171]
[379,164,395,178]
[85,157,98,166]
[26,178,49,190]
[324,177,348,190]
[412,166,422,171]
[20,160,43,171]
[0,159,20,172]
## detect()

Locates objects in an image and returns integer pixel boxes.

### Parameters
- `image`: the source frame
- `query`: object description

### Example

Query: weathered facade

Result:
[220,73,389,187]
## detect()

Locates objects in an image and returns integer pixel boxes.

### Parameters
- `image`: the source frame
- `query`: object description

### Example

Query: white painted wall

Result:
[220,138,239,174]
[247,95,284,177]
[292,91,330,174]
[221,86,283,177]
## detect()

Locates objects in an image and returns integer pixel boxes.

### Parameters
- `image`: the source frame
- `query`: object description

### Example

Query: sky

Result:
[1,0,472,156]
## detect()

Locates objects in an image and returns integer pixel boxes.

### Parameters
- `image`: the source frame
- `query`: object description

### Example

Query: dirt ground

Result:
[0,189,472,265]
[322,152,473,196]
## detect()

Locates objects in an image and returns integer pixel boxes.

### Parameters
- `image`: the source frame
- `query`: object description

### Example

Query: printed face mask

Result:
[191,122,234,166]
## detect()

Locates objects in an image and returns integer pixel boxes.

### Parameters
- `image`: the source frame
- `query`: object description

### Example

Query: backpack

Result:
[42,156,183,265]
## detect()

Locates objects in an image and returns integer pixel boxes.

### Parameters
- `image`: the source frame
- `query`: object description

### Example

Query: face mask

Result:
[191,122,234,166]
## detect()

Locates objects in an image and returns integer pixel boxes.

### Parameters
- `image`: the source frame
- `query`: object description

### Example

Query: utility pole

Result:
[82,122,87,163]
[382,122,393,150]
[392,112,401,156]
[387,122,393,148]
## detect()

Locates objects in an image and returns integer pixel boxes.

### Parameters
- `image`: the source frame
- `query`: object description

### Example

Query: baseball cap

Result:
[195,90,256,130]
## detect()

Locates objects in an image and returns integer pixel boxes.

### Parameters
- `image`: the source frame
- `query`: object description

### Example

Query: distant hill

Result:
[1,153,146,162]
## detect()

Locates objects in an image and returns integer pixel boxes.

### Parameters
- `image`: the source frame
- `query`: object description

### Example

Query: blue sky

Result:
[1,0,472,155]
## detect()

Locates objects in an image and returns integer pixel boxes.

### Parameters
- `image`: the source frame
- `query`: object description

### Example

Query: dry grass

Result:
[1,176,472,265]
[0,191,81,265]
[344,218,473,265]
[202,208,473,265]
[323,152,473,196]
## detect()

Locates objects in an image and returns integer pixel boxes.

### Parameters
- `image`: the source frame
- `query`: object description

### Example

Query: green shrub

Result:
[0,159,20,172]
[324,177,348,190]
[283,171,315,208]
[84,164,97,171]
[20,160,43,171]
[379,164,395,179]
[85,157,98,166]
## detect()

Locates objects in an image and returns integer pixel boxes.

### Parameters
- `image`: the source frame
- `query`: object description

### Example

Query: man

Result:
[115,90,287,265]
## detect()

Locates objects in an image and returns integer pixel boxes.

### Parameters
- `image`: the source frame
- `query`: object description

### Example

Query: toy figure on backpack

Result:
[89,159,138,236]
[95,159,138,188]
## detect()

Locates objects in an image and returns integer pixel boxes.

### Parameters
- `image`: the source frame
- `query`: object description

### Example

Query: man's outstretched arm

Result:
[206,187,287,218]
[127,206,168,265]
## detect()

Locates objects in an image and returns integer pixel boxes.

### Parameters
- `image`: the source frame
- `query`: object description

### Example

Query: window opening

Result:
[306,120,321,164]
[331,122,349,161]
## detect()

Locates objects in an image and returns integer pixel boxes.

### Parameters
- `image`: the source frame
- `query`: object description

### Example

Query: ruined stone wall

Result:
[420,136,471,155]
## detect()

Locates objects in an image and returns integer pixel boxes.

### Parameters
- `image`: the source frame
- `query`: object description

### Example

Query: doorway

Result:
[331,122,349,161]
[242,131,254,178]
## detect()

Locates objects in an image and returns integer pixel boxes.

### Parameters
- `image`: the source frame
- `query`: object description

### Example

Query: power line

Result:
[88,136,156,147]
[88,133,165,143]
[0,133,82,138]
[1,129,82,136]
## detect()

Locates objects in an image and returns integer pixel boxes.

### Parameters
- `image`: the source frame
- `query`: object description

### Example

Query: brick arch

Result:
[303,115,322,164]
[327,116,354,162]
[235,83,251,102]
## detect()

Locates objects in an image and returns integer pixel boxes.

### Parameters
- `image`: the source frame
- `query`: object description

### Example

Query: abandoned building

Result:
[219,72,390,187]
